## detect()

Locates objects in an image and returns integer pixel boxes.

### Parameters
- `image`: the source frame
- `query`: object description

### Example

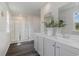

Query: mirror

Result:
[58,3,79,34]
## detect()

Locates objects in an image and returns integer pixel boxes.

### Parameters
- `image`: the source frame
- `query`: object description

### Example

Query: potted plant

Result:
[44,16,55,36]
[57,20,66,34]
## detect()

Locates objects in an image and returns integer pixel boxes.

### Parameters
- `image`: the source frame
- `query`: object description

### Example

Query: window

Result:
[73,11,79,32]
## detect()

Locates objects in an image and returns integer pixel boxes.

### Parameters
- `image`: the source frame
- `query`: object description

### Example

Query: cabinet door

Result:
[44,38,55,56]
[37,36,44,56]
[34,35,38,51]
[56,42,79,56]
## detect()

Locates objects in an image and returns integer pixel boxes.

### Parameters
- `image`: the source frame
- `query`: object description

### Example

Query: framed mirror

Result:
[58,2,79,34]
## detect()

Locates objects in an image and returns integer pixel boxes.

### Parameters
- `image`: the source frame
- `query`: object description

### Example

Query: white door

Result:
[14,18,29,43]
[44,38,55,56]
[56,42,79,56]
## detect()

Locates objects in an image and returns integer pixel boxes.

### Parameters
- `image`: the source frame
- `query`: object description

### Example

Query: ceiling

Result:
[0,2,69,16]
[7,2,46,16]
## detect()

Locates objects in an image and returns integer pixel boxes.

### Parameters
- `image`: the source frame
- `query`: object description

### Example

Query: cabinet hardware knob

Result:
[57,46,60,48]
[52,44,55,47]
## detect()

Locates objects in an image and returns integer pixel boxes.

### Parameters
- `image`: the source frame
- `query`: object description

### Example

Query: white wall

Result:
[28,15,40,33]
[0,3,11,56]
[0,33,10,56]
[0,12,11,56]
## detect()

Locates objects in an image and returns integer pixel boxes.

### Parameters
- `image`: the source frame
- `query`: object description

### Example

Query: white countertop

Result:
[33,33,79,49]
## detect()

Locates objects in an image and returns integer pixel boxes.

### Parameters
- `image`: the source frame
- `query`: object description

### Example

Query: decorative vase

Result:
[53,27,57,36]
[46,28,53,36]
[56,27,65,37]
[58,28,62,34]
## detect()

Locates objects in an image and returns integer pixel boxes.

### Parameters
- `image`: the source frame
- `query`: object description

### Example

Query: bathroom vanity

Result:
[32,33,79,56]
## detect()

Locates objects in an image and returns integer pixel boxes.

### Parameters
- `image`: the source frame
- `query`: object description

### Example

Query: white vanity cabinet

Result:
[37,36,44,56]
[34,35,44,56]
[44,38,56,56]
[34,33,79,56]
[56,42,79,56]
